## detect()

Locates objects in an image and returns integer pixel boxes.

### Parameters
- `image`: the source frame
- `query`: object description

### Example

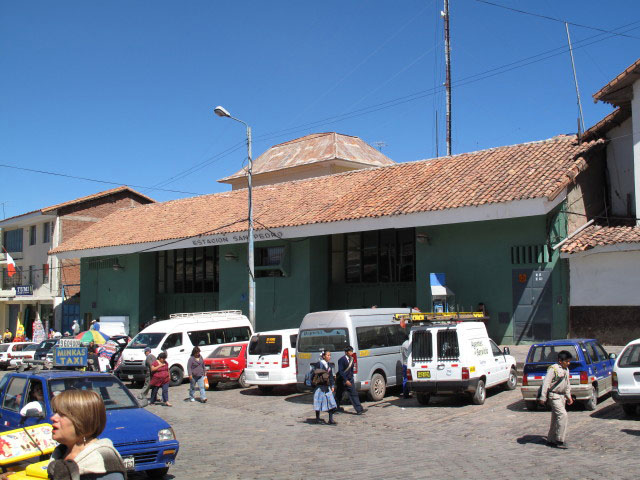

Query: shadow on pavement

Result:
[590,403,630,420]
[238,385,298,396]
[621,428,640,436]
[516,434,547,445]
[283,393,313,405]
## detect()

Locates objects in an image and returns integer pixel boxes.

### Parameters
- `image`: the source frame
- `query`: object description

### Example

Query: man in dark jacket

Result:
[138,347,156,400]
[335,346,365,414]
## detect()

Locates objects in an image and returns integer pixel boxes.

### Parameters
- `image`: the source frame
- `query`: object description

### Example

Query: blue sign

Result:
[53,347,88,367]
[15,285,33,296]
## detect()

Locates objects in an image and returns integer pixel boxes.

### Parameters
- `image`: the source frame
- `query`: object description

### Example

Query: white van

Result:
[245,328,298,392]
[118,311,253,386]
[407,320,517,405]
[295,309,408,401]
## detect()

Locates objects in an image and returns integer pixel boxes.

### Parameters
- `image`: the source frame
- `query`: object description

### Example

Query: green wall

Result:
[219,237,329,332]
[415,211,568,344]
[80,253,155,336]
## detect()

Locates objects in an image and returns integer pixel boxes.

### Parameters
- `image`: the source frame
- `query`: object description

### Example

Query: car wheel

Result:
[147,467,169,479]
[258,385,274,394]
[208,381,219,390]
[367,373,386,402]
[237,371,249,388]
[583,386,597,411]
[169,366,184,386]
[416,393,430,405]
[622,404,638,416]
[505,368,518,390]
[471,379,486,405]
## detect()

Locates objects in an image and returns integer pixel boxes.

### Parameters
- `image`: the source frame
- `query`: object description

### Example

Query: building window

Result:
[340,228,415,284]
[43,263,49,284]
[28,265,34,285]
[43,223,51,243]
[29,226,37,246]
[3,229,23,253]
[157,247,218,294]
[255,246,286,278]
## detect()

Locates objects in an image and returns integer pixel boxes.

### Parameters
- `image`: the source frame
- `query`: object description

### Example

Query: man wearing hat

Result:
[335,346,365,415]
[138,347,156,400]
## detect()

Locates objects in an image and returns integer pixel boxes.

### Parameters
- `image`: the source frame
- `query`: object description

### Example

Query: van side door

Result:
[161,333,186,366]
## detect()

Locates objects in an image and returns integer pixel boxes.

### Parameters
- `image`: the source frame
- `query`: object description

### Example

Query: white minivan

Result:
[245,328,298,393]
[407,320,517,405]
[118,310,253,386]
[612,337,640,416]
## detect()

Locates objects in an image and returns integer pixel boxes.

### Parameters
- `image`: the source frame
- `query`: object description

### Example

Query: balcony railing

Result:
[1,270,24,290]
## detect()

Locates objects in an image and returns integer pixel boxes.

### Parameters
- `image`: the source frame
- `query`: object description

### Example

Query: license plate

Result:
[123,456,135,470]
[257,372,269,378]
[417,371,431,378]
[127,375,133,379]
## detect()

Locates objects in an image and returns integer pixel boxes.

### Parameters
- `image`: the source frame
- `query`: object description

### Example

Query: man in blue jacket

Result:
[336,346,366,415]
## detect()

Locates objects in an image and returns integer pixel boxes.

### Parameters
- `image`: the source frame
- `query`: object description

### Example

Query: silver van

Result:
[295,309,409,401]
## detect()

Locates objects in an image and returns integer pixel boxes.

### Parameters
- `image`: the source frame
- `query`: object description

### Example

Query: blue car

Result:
[520,339,616,411]
[0,371,179,478]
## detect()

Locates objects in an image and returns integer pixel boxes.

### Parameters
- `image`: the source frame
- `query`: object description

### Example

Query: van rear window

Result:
[249,335,282,356]
[527,344,579,363]
[298,329,349,353]
[618,344,640,368]
[412,330,432,361]
[437,330,459,361]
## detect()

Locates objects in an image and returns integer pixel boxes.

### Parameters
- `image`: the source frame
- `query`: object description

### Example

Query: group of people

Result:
[311,345,367,425]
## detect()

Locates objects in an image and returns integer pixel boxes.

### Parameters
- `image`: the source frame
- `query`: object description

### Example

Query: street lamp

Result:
[214,105,255,330]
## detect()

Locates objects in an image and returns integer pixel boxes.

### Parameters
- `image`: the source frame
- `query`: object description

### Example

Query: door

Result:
[434,328,461,383]
[489,340,508,386]
[595,342,615,390]
[0,376,28,430]
[161,332,187,368]
[512,269,553,342]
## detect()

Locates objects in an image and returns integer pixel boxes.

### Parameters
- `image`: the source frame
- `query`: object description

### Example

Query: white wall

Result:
[606,117,634,216]
[633,81,640,225]
[570,250,640,306]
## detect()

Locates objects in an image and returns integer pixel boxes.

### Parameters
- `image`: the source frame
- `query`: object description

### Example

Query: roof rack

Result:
[169,310,243,319]
[393,312,488,325]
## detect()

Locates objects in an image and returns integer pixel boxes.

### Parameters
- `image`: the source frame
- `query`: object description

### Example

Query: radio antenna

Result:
[565,23,586,139]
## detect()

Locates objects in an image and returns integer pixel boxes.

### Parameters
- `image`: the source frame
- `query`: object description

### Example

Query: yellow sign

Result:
[0,424,57,466]
[298,352,311,359]
[359,350,370,357]
[470,366,476,373]
[15,312,24,339]
[265,337,276,344]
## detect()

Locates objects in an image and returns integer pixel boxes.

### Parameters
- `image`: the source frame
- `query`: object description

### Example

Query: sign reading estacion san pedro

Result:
[190,229,284,247]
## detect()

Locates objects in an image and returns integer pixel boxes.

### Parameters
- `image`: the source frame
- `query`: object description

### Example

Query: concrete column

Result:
[632,81,640,224]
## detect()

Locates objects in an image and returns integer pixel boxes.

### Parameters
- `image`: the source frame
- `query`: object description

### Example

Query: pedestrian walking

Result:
[187,346,207,403]
[539,350,574,449]
[150,351,172,406]
[71,319,80,336]
[312,350,337,425]
[401,338,411,399]
[335,346,365,415]
[138,347,156,400]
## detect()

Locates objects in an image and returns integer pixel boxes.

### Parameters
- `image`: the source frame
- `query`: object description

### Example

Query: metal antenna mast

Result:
[443,0,452,156]
[435,110,439,158]
[565,23,586,138]
[373,141,387,152]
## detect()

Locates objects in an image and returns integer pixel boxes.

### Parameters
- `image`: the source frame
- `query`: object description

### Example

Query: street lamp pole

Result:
[214,106,255,330]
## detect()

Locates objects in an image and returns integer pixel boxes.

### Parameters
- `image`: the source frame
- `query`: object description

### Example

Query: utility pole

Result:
[443,0,452,156]
[435,110,439,158]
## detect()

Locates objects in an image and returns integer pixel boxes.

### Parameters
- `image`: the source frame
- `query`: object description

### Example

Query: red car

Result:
[204,343,248,388]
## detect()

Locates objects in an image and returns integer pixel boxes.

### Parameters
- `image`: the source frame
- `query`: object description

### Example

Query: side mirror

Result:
[609,353,617,360]
[503,347,510,355]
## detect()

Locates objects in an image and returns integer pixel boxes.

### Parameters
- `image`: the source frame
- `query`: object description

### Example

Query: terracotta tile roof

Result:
[51,135,603,255]
[592,58,640,106]
[219,132,394,182]
[561,225,640,254]
[582,107,631,142]
[41,186,155,213]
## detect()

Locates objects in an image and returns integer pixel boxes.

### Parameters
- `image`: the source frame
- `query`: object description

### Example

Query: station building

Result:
[49,132,606,344]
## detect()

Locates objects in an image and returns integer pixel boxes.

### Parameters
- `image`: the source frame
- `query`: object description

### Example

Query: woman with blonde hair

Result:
[47,389,126,480]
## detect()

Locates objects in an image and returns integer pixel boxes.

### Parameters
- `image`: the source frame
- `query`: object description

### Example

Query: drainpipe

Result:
[552,219,595,251]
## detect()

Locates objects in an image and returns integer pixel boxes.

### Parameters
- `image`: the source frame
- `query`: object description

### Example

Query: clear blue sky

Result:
[1,0,638,217]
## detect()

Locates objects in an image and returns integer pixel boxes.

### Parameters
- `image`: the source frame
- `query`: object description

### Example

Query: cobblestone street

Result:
[133,380,640,480]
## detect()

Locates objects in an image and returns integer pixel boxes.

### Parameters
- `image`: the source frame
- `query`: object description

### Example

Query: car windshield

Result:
[128,333,165,349]
[618,344,640,368]
[48,376,138,411]
[37,340,57,351]
[209,345,243,358]
[298,329,350,353]
[249,335,282,356]
[23,344,38,351]
[527,344,579,363]
[0,345,9,352]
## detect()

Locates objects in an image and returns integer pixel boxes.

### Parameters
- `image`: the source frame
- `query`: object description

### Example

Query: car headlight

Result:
[158,428,175,442]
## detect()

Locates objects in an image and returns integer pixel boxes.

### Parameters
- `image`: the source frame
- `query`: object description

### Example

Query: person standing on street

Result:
[539,350,574,449]
[313,350,337,425]
[335,346,365,415]
[71,319,80,336]
[150,351,172,406]
[187,347,207,403]
[138,347,156,400]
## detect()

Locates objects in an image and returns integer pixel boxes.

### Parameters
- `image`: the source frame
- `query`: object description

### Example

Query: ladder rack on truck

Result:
[393,312,488,326]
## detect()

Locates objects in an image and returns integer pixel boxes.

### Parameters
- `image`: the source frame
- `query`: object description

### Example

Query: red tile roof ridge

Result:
[561,224,640,253]
[593,57,640,102]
